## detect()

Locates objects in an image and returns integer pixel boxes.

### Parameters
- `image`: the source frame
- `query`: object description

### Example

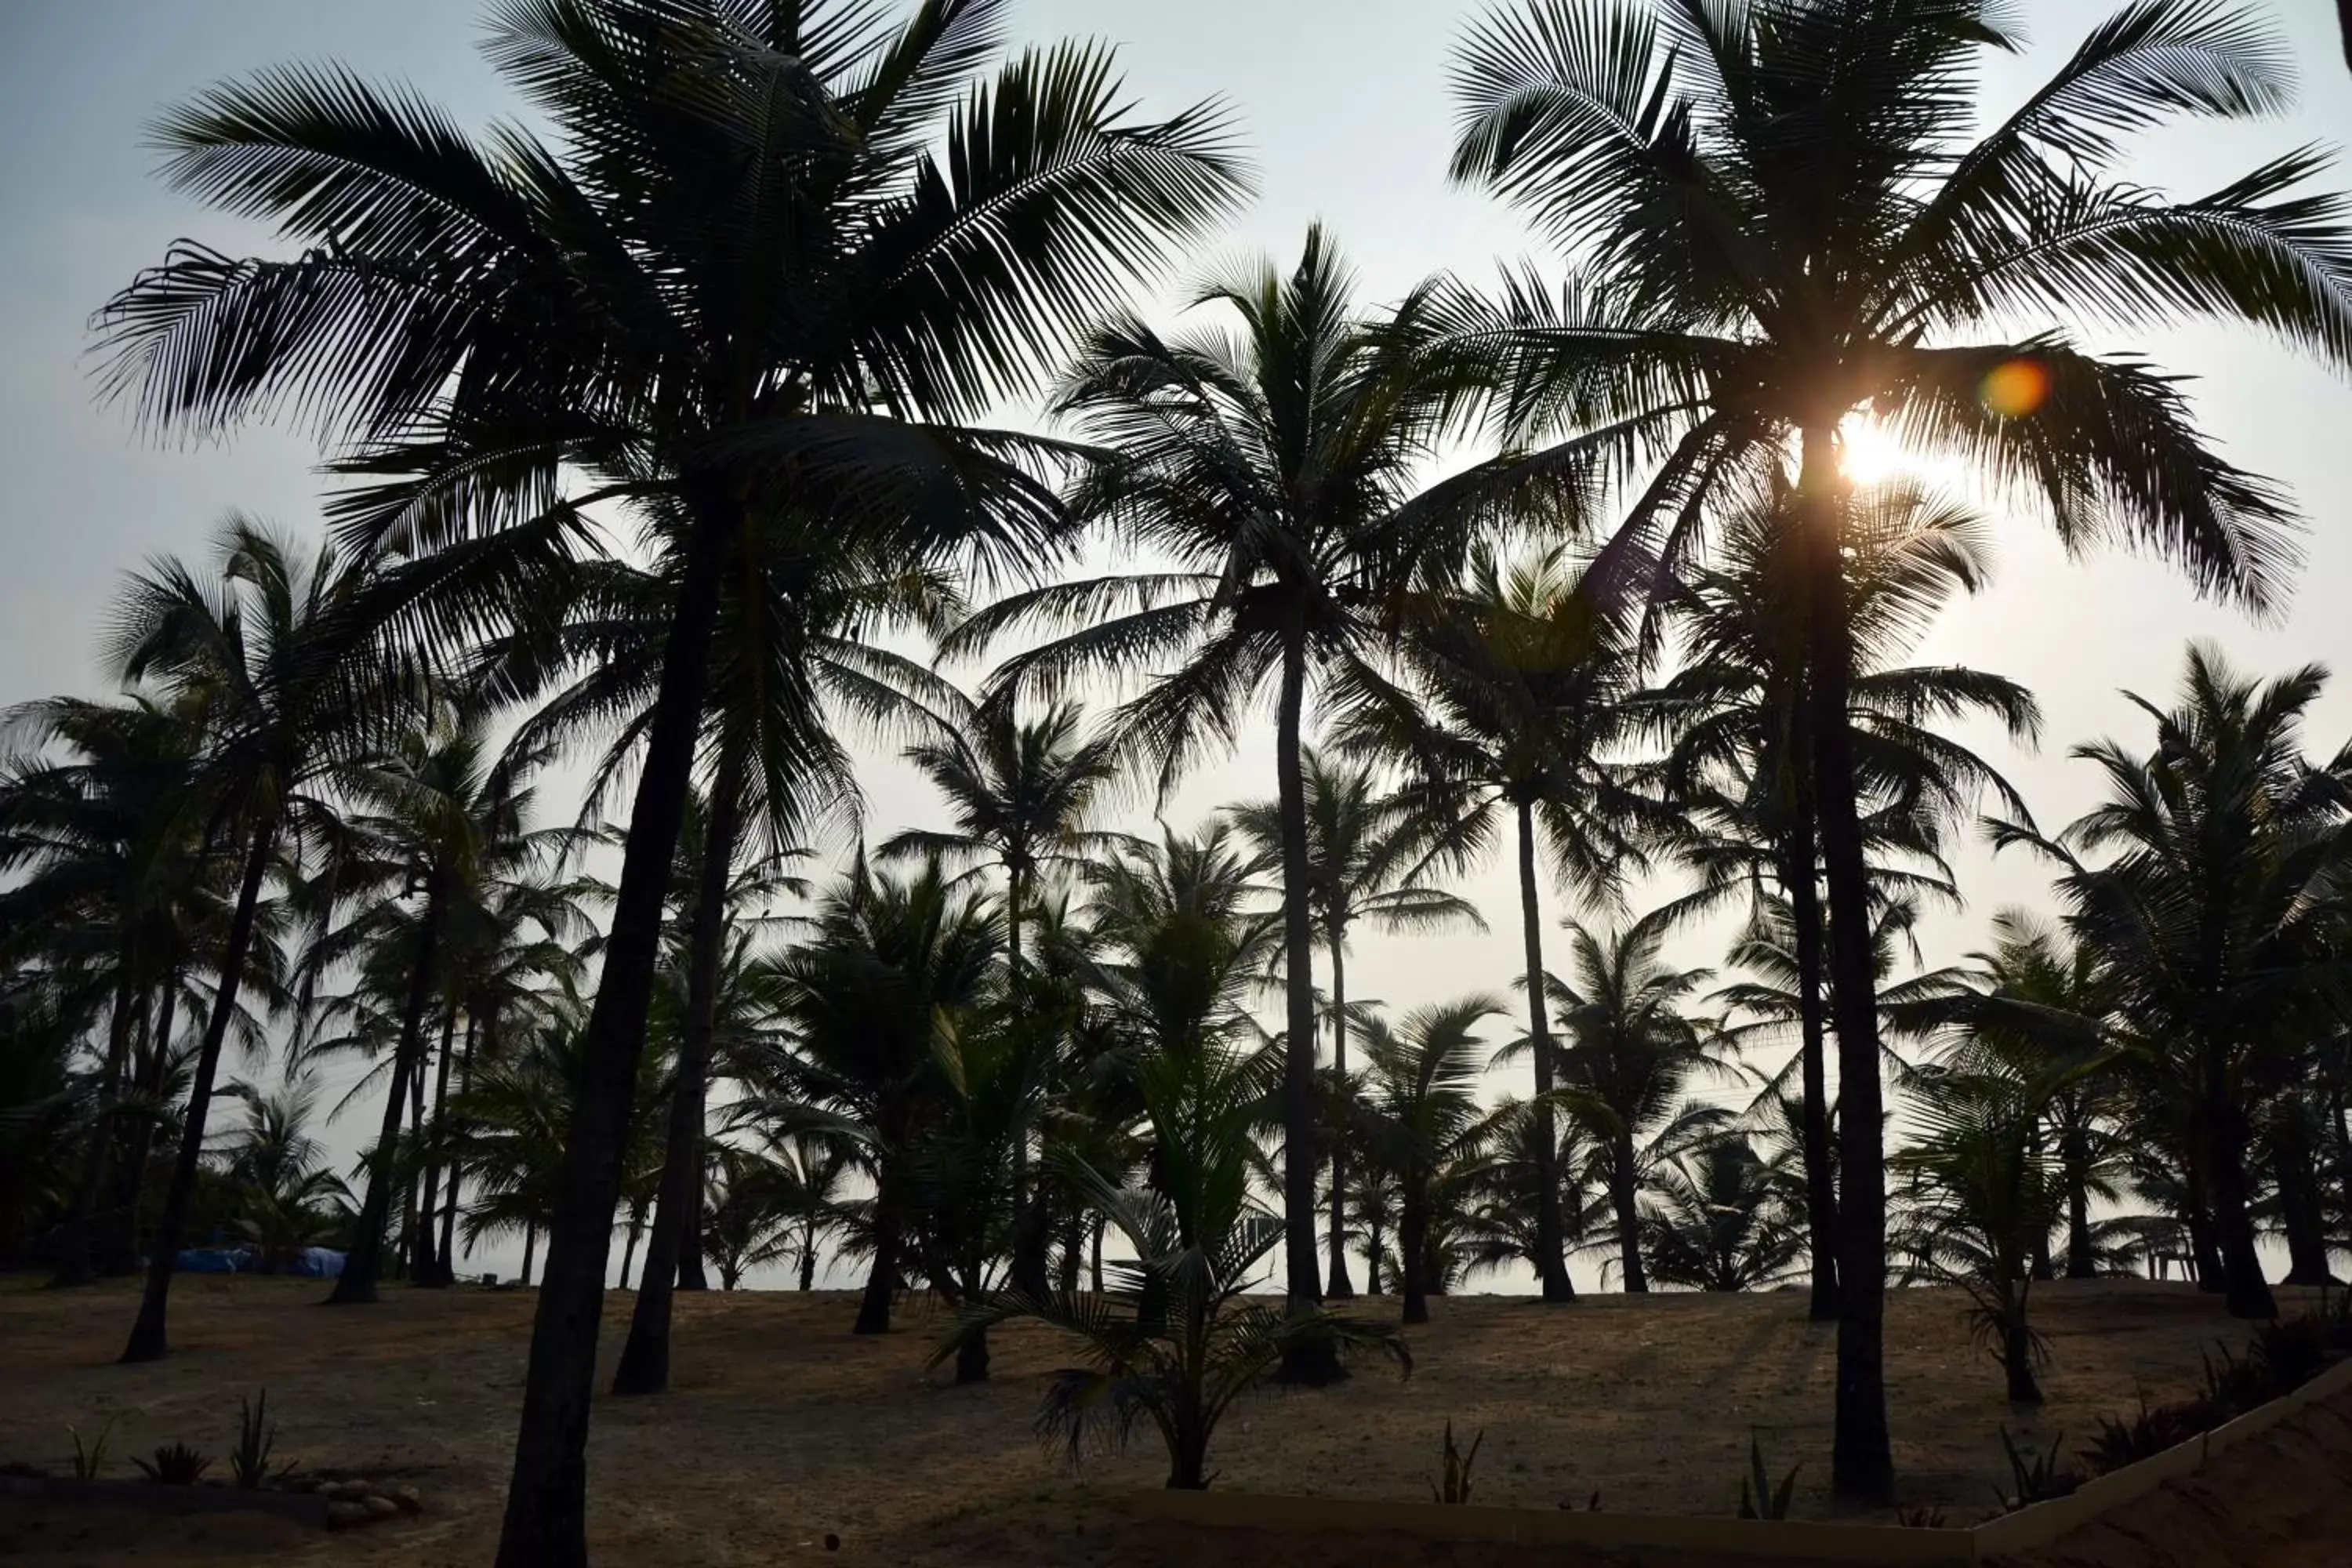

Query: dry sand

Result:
[0,1275,2339,1566]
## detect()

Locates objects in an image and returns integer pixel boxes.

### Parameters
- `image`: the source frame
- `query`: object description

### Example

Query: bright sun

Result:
[1836,416,1907,485]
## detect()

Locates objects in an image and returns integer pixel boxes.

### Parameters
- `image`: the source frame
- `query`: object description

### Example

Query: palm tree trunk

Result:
[402,1023,430,1279]
[121,812,275,1363]
[496,491,733,1568]
[2274,1107,2332,1286]
[1091,1214,1106,1294]
[1326,927,1356,1299]
[437,1012,479,1281]
[614,758,744,1394]
[1400,1195,1429,1326]
[2062,1122,2097,1279]
[1272,623,1337,1385]
[1781,830,1840,1321]
[108,967,178,1277]
[1517,797,1575,1301]
[1612,1135,1646,1293]
[855,1189,899,1335]
[1008,866,1053,1298]
[797,1231,816,1291]
[2201,1037,2275,1317]
[520,1221,535,1287]
[617,1199,644,1290]
[412,1004,459,1284]
[2002,1305,2043,1405]
[1799,425,1893,1505]
[53,965,140,1287]
[332,872,447,1305]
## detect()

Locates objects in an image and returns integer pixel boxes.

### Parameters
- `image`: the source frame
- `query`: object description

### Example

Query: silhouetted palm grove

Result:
[3,0,2350,1558]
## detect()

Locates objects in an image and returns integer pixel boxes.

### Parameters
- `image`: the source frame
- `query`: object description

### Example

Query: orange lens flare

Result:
[1980,358,2049,419]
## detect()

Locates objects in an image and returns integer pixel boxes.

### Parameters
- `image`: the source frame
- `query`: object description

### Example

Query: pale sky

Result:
[4,2,2350,1288]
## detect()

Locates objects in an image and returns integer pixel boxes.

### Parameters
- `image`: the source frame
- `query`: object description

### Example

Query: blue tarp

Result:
[173,1247,250,1273]
[289,1247,345,1278]
[170,1245,346,1277]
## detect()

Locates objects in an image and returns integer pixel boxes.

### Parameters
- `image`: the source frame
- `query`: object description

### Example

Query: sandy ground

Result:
[0,1275,2339,1566]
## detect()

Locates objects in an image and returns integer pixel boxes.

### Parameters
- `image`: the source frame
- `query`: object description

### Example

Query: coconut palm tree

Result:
[216,1080,353,1270]
[1335,545,1650,1301]
[1645,477,2039,1318]
[948,227,1538,1356]
[96,2,1243,1548]
[1893,1069,2064,1404]
[84,522,402,1363]
[1349,997,1504,1324]
[0,693,213,1285]
[1920,911,2126,1281]
[1544,907,1731,1294]
[748,859,1003,1334]
[327,713,561,1302]
[1639,1138,1805,1294]
[880,695,1131,1294]
[1231,750,1483,1298]
[1441,0,2352,1499]
[932,1017,1409,1487]
[1991,644,2352,1319]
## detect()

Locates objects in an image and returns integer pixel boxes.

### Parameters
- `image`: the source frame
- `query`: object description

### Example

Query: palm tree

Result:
[89,522,398,1363]
[1893,1069,2064,1405]
[949,227,1518,1353]
[328,713,555,1303]
[1922,911,2125,1281]
[933,1019,1408,1487]
[1442,0,2350,1500]
[1336,545,1650,1301]
[96,2,1243,1550]
[1547,907,1730,1294]
[1639,1138,1805,1294]
[0,693,212,1284]
[1350,998,1503,1324]
[750,860,1002,1335]
[1993,644,2352,1319]
[216,1080,353,1271]
[1231,750,1483,1298]
[1646,477,2038,1319]
[881,695,1130,1294]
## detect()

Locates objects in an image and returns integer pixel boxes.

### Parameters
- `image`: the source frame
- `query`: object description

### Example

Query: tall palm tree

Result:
[96,2,1243,1551]
[328,713,556,1303]
[1231,750,1483,1298]
[1546,907,1730,1294]
[1439,0,2349,1494]
[1335,545,1650,1301]
[95,522,398,1363]
[1992,644,2352,1319]
[950,228,1511,1353]
[1646,477,2038,1318]
[880,694,1131,1294]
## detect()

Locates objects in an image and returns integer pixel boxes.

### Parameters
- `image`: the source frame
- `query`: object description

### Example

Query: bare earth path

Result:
[0,1276,2337,1566]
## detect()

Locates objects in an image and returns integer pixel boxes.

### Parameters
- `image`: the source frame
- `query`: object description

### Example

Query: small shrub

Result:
[1995,1428,2081,1513]
[1896,1504,1949,1529]
[2200,1340,2270,1415]
[67,1414,118,1482]
[132,1443,212,1486]
[1736,1433,1799,1520]
[2251,1316,2329,1393]
[1430,1419,1483,1505]
[229,1390,289,1490]
[2081,1388,2227,1475]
